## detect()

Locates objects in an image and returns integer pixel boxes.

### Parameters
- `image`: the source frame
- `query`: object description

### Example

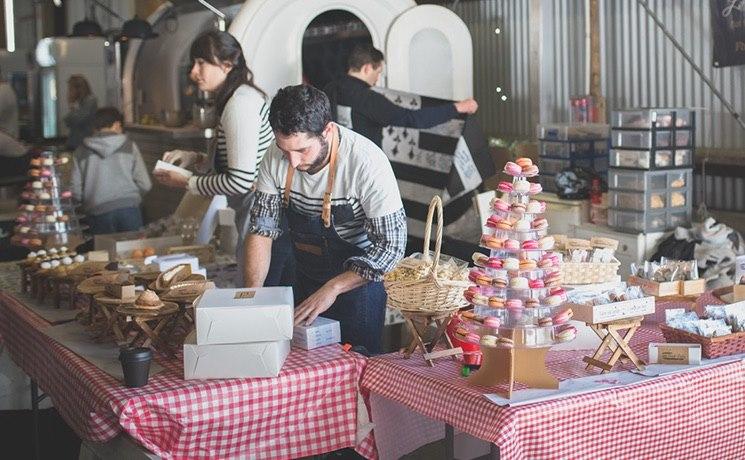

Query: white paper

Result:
[154,160,193,178]
[196,195,227,245]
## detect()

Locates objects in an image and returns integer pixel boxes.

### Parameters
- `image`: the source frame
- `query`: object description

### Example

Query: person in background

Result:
[0,66,19,139]
[71,107,151,235]
[244,85,407,354]
[155,30,294,286]
[323,43,479,147]
[64,75,98,149]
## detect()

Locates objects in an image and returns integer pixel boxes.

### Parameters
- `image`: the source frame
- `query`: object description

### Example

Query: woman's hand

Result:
[162,149,200,169]
[154,170,190,189]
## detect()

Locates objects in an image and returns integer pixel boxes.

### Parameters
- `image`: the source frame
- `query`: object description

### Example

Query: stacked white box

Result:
[292,317,341,350]
[185,287,294,379]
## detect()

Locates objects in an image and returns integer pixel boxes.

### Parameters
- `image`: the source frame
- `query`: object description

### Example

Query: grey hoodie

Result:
[71,132,152,216]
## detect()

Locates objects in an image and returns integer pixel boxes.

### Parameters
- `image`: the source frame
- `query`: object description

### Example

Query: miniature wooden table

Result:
[93,294,133,345]
[116,303,179,357]
[583,315,646,373]
[52,275,82,309]
[399,309,462,366]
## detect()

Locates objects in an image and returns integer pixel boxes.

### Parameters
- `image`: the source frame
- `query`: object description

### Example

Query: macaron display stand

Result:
[460,159,576,398]
[11,151,85,250]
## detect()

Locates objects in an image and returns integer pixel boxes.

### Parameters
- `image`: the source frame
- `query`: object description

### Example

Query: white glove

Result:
[162,149,200,168]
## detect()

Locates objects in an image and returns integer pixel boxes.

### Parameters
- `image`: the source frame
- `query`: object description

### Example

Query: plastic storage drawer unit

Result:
[537,123,610,141]
[608,188,691,212]
[609,148,693,170]
[611,108,693,129]
[539,155,608,176]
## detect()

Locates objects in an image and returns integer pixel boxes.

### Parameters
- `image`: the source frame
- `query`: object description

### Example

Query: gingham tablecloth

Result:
[0,289,376,459]
[362,292,745,459]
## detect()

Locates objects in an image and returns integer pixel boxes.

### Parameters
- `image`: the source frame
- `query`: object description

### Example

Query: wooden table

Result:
[116,303,179,357]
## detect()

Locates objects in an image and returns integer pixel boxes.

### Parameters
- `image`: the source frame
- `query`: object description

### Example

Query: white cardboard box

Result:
[195,287,294,345]
[94,233,183,259]
[292,317,341,350]
[570,296,656,324]
[183,331,290,379]
[148,253,200,272]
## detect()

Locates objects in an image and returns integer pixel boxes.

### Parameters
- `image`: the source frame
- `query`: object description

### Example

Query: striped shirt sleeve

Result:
[187,88,273,196]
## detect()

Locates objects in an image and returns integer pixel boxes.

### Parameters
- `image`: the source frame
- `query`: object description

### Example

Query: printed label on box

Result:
[648,343,701,365]
[234,291,256,299]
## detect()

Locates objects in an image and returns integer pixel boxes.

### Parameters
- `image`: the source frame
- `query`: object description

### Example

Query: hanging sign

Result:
[711,0,745,67]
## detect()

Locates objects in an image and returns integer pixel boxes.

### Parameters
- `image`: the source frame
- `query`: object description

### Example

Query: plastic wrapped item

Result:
[385,252,469,282]
[537,123,610,141]
[630,258,699,281]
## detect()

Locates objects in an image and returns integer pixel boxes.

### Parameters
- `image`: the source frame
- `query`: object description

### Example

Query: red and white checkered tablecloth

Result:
[0,290,376,459]
[362,292,745,460]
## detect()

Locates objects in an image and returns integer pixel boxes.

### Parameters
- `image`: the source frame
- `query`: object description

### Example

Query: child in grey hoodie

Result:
[71,107,152,235]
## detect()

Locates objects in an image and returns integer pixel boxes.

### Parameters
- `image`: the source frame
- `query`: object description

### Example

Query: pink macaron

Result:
[492,198,510,212]
[505,299,523,309]
[486,215,501,228]
[522,164,539,176]
[483,317,501,328]
[529,183,543,194]
[504,239,520,250]
[497,181,514,193]
[465,332,481,344]
[60,190,72,199]
[528,278,545,289]
[485,258,503,269]
[522,240,538,250]
[552,308,574,325]
[531,218,549,230]
[503,161,522,176]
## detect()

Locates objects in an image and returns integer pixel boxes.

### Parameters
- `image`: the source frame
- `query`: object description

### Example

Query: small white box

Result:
[195,287,294,345]
[149,254,200,272]
[154,160,193,178]
[570,296,656,324]
[292,317,341,350]
[183,331,290,379]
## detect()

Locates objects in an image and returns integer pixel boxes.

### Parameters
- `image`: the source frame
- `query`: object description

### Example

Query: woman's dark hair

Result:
[67,74,92,104]
[92,107,123,130]
[189,31,265,114]
[269,85,332,137]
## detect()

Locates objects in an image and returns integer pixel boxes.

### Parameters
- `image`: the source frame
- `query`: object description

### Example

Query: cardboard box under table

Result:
[194,287,294,345]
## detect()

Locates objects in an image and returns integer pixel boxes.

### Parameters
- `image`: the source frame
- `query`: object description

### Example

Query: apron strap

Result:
[281,124,341,229]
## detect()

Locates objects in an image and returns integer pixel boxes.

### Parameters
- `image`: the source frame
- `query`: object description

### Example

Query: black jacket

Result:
[323,75,458,147]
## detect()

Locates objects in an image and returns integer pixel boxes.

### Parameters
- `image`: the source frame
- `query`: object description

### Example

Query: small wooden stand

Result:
[117,303,179,357]
[583,316,646,373]
[467,345,558,398]
[400,310,462,366]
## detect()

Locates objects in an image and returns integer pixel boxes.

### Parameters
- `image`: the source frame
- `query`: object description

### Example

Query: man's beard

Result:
[303,136,330,175]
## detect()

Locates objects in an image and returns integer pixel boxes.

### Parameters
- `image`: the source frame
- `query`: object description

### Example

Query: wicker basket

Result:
[659,324,745,359]
[385,196,471,313]
[561,259,621,285]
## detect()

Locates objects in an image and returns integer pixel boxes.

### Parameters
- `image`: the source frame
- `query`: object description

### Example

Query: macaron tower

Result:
[11,151,84,250]
[460,158,576,397]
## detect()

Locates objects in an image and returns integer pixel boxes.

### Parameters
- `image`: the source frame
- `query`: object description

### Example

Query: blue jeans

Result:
[87,207,143,235]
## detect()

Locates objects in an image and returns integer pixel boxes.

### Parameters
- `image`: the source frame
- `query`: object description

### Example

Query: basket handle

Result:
[421,195,444,275]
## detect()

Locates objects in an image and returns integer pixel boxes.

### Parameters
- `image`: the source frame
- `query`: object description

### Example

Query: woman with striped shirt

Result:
[154,31,293,285]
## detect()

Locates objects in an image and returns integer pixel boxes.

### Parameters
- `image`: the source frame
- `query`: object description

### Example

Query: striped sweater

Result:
[187,85,274,196]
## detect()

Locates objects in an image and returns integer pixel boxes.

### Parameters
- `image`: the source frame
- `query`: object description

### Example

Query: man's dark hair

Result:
[92,107,123,131]
[347,43,384,71]
[269,85,332,137]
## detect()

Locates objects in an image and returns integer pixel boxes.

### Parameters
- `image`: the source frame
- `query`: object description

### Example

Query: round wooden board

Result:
[116,302,179,317]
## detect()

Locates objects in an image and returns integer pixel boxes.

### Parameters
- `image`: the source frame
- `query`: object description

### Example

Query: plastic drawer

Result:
[607,208,691,232]
[608,169,668,191]
[540,139,608,159]
[538,157,599,175]
[611,108,693,129]
[612,130,692,149]
[609,149,693,169]
[609,190,667,211]
[537,123,610,140]
[667,170,690,188]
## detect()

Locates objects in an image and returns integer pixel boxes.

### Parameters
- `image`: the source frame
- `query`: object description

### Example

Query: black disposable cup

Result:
[119,347,152,388]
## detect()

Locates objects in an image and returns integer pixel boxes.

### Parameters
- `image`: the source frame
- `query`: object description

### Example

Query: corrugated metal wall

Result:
[449,0,745,149]
[450,0,532,139]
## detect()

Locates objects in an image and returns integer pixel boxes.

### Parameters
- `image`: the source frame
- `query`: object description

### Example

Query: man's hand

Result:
[153,170,189,189]
[162,149,200,168]
[294,283,339,326]
[454,98,478,114]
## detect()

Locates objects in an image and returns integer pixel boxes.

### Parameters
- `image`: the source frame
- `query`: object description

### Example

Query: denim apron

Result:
[282,127,386,353]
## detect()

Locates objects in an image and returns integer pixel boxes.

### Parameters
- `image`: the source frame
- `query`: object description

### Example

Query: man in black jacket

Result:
[323,44,478,147]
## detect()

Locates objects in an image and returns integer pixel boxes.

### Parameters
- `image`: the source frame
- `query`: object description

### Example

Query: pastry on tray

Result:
[155,264,192,290]
[133,290,164,310]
